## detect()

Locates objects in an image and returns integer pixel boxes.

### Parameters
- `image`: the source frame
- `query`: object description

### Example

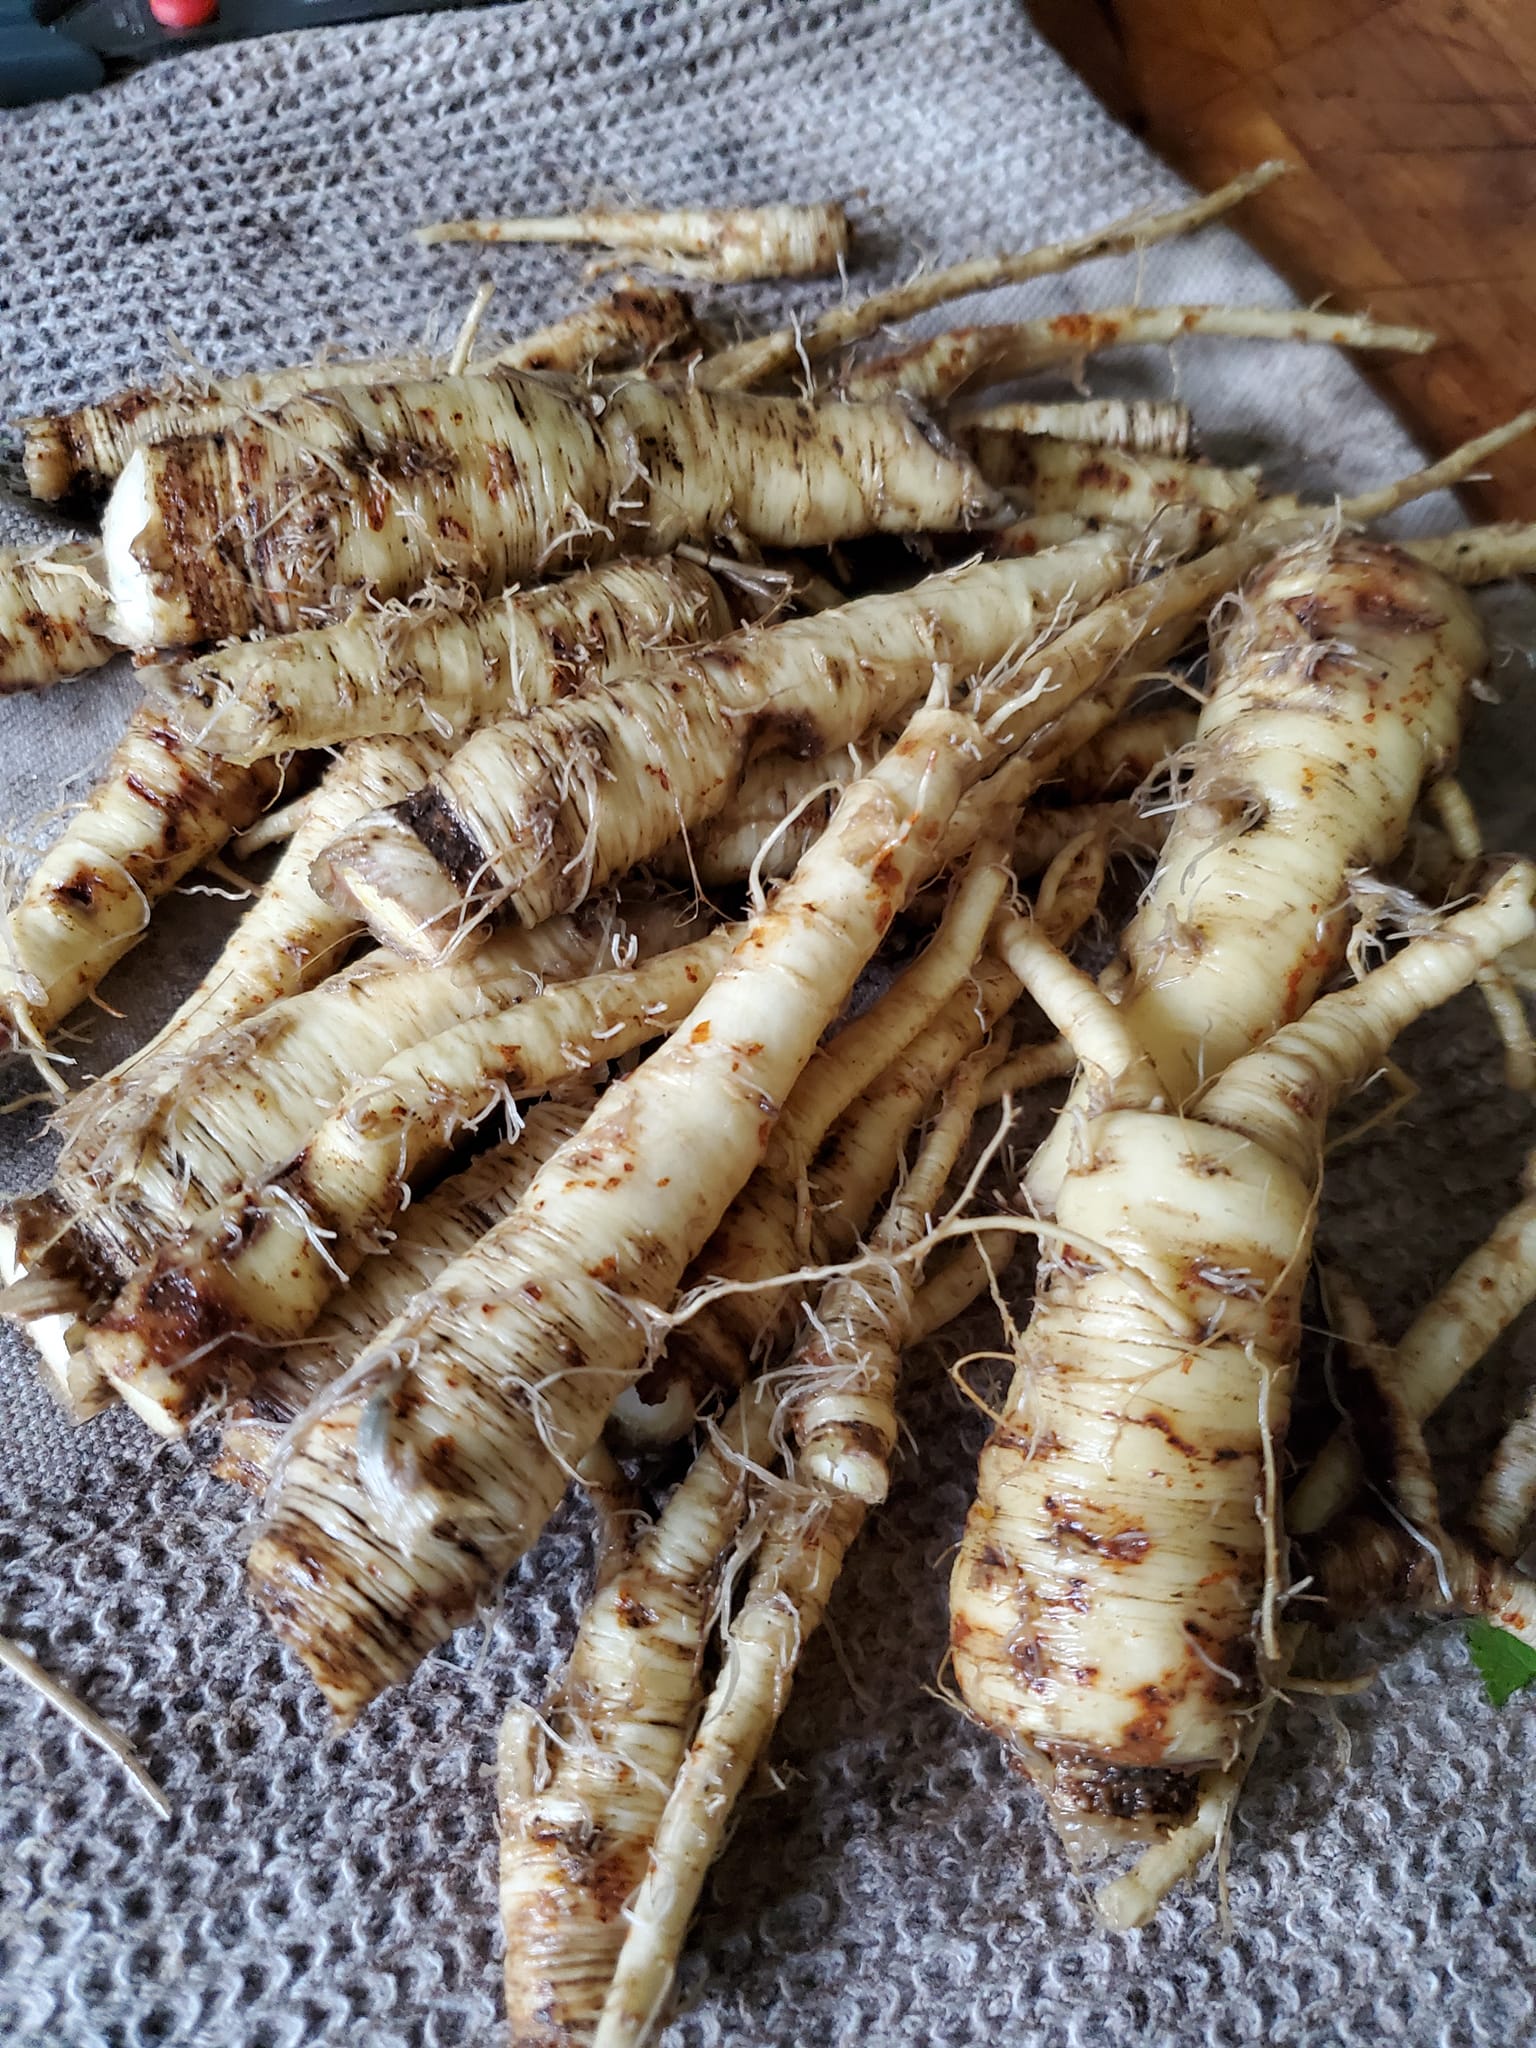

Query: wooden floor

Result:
[1030,0,1536,518]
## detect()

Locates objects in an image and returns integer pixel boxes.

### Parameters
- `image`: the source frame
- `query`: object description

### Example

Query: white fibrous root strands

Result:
[612,790,1122,1451]
[595,1475,867,2045]
[1406,521,1536,586]
[415,201,850,282]
[956,861,1535,1863]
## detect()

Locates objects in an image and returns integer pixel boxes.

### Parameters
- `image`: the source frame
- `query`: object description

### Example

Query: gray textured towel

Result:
[1,4,1533,2044]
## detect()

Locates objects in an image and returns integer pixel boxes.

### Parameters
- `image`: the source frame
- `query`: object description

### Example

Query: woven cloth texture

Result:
[1,3,1534,2043]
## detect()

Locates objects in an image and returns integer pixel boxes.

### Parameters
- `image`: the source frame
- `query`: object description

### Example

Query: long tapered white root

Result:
[841,305,1434,406]
[312,539,1130,954]
[248,691,1005,1715]
[416,202,849,282]
[701,162,1288,389]
[499,1388,776,2041]
[793,1031,1004,1500]
[595,1486,865,2046]
[147,554,731,764]
[20,284,700,500]
[103,371,992,649]
[86,922,730,1435]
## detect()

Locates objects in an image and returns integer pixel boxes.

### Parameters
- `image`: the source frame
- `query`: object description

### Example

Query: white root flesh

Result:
[415,202,849,282]
[247,684,1019,1718]
[102,370,993,649]
[310,538,1133,955]
[338,513,1249,973]
[1093,1633,1297,1932]
[145,553,731,764]
[905,1227,1023,1347]
[84,921,728,1437]
[700,162,1288,390]
[466,282,703,376]
[1295,1308,1515,1632]
[1056,706,1198,801]
[0,540,121,691]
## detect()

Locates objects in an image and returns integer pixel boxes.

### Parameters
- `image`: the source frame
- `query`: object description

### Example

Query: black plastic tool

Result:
[2,0,485,107]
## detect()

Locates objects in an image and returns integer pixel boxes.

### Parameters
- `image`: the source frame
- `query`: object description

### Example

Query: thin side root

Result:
[0,1633,170,1820]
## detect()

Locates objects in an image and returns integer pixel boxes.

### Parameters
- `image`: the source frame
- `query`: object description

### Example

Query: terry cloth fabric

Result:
[0,4,1533,2043]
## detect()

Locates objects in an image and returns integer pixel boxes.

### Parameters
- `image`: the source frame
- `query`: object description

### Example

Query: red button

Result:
[149,0,219,28]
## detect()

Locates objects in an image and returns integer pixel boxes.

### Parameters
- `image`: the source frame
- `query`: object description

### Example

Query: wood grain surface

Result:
[1030,0,1536,518]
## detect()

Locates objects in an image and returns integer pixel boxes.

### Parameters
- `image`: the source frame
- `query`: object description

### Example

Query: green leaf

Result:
[1467,1621,1536,1708]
